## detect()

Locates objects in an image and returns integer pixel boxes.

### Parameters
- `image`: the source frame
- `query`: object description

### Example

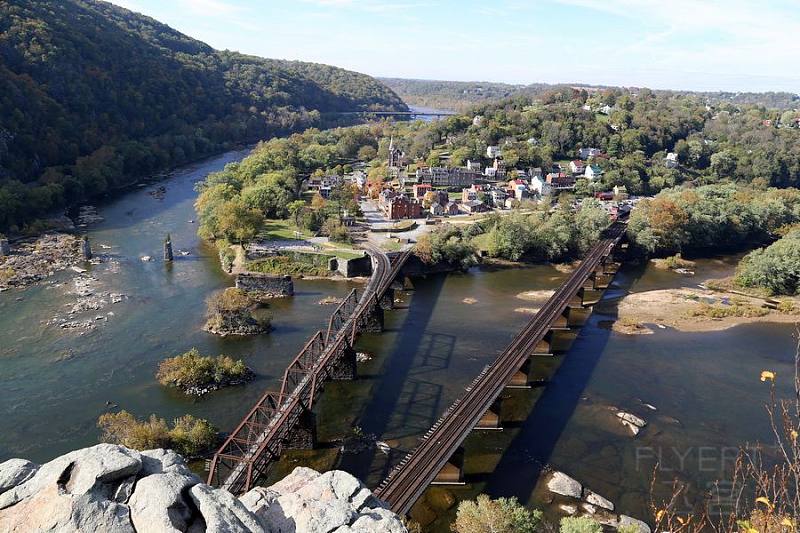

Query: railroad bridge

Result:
[207,246,412,493]
[374,221,628,515]
[209,221,627,505]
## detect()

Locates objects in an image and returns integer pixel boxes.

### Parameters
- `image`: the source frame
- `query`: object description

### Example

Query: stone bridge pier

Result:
[284,408,317,450]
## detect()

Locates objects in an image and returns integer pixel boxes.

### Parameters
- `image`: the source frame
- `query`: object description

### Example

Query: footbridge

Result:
[207,245,412,493]
[375,222,628,515]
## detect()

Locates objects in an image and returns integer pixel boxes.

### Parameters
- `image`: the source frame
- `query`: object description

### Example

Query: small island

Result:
[157,348,254,396]
[203,287,271,336]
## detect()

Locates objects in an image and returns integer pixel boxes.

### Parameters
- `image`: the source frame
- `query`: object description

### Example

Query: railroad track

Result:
[208,244,411,493]
[375,223,627,514]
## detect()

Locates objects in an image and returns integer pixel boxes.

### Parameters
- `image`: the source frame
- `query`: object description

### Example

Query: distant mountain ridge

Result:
[0,0,406,231]
[381,77,800,112]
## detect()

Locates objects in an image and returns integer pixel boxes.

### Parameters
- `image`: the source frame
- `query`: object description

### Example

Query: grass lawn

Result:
[259,219,311,241]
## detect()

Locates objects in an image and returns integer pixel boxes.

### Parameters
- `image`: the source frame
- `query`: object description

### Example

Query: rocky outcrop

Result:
[204,310,269,336]
[0,445,407,533]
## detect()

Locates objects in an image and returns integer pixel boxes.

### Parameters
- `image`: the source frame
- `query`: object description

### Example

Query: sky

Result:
[108,0,800,93]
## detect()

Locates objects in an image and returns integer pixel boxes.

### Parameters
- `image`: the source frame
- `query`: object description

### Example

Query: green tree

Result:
[452,495,542,533]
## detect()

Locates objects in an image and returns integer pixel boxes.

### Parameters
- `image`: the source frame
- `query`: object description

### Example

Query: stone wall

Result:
[333,255,372,278]
[0,444,408,532]
[235,273,294,300]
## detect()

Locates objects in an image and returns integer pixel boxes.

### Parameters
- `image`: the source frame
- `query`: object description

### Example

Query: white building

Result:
[486,145,501,158]
[665,152,679,169]
[529,176,550,197]
[472,115,484,127]
[466,159,482,172]
[585,164,603,181]
[578,147,602,159]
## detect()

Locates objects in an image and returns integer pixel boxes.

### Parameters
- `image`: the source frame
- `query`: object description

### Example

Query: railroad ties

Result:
[375,222,628,516]
[207,248,412,493]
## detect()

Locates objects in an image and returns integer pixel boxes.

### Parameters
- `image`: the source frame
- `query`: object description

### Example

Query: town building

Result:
[466,159,483,172]
[460,200,488,214]
[429,202,445,216]
[388,137,404,169]
[585,164,603,181]
[486,145,501,158]
[613,184,629,199]
[569,160,586,175]
[379,191,422,220]
[578,147,602,159]
[665,152,679,169]
[444,202,460,216]
[472,115,484,127]
[412,183,432,199]
[415,167,482,188]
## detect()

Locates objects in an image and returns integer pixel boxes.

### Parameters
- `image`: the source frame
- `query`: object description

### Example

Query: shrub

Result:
[98,410,219,458]
[207,287,253,313]
[156,348,251,392]
[452,494,542,533]
[735,230,800,295]
[559,516,603,533]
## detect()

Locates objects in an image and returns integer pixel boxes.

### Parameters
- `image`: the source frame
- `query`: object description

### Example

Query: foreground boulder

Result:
[0,445,407,532]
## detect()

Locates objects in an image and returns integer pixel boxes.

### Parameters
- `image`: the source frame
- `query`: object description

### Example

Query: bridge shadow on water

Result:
[337,274,453,483]
[482,263,645,503]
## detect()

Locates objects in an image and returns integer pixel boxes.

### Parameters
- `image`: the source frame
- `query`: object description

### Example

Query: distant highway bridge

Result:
[329,110,457,119]
[207,245,412,493]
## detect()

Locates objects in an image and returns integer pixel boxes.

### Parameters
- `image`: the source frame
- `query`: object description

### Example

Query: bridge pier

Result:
[363,303,384,333]
[580,287,604,306]
[475,398,503,430]
[563,296,591,327]
[380,288,395,310]
[329,343,357,381]
[432,447,465,485]
[284,408,317,450]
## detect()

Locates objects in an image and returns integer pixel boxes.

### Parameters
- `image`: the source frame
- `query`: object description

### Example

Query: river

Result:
[0,150,796,531]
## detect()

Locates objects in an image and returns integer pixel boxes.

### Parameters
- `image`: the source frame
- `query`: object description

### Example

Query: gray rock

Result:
[239,486,280,514]
[269,466,320,495]
[189,483,266,533]
[0,444,141,509]
[339,507,408,532]
[0,484,135,532]
[546,471,582,498]
[292,498,357,533]
[139,449,195,477]
[113,475,137,503]
[296,470,363,504]
[129,472,198,533]
[584,489,614,511]
[617,411,646,428]
[0,460,38,496]
[618,515,652,533]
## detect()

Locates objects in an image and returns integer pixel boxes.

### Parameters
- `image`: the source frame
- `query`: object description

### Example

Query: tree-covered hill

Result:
[0,0,406,232]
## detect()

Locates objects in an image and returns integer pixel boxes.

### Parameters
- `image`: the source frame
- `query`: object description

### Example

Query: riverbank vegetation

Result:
[156,348,253,396]
[0,0,405,233]
[735,228,800,295]
[97,411,218,458]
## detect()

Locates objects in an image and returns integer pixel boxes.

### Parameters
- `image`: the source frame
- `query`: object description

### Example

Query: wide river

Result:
[1,149,796,529]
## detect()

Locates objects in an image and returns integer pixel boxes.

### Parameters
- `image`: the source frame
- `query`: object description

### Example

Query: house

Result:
[582,103,592,111]
[585,164,603,181]
[381,193,422,220]
[578,147,602,159]
[509,178,531,200]
[488,188,508,207]
[317,175,342,198]
[462,188,478,203]
[569,160,586,175]
[444,201,460,215]
[429,202,445,216]
[546,173,576,191]
[348,170,367,189]
[599,104,613,115]
[665,152,679,169]
[472,115,484,127]
[412,183,432,199]
[466,159,483,172]
[460,200,488,214]
[613,184,628,199]
[530,175,550,197]
[594,191,614,201]
[530,167,543,179]
[486,145,501,158]
[415,167,481,188]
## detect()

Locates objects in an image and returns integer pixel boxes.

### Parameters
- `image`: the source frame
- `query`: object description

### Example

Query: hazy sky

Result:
[109,0,800,93]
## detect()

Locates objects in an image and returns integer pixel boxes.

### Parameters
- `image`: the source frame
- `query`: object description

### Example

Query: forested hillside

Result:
[0,0,406,232]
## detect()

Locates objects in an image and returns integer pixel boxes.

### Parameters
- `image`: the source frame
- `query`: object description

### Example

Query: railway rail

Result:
[375,222,627,514]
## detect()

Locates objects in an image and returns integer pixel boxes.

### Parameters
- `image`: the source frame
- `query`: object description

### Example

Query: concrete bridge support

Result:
[329,344,357,381]
[284,408,317,450]
[432,447,465,485]
[475,398,503,430]
[563,296,591,327]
